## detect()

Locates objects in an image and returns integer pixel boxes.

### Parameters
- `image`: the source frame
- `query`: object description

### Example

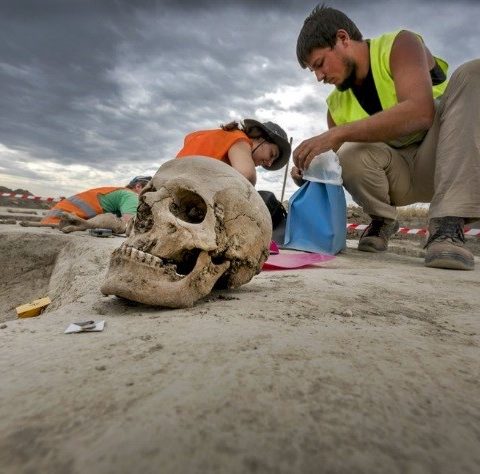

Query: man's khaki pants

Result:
[337,59,480,223]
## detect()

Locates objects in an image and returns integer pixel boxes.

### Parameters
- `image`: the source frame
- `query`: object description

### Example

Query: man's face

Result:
[133,182,147,194]
[336,56,357,91]
[306,41,357,91]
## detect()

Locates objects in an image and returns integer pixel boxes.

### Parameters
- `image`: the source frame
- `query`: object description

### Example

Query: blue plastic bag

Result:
[283,181,347,254]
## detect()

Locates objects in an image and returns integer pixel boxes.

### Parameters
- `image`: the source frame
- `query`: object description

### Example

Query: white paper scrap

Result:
[64,320,105,334]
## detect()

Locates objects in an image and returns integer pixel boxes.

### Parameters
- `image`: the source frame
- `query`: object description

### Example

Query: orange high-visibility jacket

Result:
[176,129,252,162]
[41,187,122,225]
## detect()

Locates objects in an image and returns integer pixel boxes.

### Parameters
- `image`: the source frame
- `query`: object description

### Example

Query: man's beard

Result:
[336,57,357,92]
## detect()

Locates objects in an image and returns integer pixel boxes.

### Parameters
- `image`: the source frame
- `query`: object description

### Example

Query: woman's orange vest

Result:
[41,186,121,225]
[176,129,252,162]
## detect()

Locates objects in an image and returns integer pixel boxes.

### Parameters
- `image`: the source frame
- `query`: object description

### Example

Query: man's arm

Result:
[327,110,336,130]
[121,213,134,224]
[294,31,435,170]
[57,212,127,234]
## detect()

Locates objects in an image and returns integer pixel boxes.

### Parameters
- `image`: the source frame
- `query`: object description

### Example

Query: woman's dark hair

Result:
[296,4,363,68]
[220,120,267,140]
[220,121,241,132]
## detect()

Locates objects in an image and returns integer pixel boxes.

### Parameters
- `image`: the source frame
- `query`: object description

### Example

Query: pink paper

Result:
[263,252,335,270]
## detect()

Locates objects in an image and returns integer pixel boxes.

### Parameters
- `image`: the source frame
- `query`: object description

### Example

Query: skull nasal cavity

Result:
[169,190,207,224]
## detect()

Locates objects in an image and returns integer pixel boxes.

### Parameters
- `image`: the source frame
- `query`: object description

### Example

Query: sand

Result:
[1,224,479,474]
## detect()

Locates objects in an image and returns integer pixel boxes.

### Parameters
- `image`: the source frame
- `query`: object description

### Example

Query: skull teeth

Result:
[116,244,164,268]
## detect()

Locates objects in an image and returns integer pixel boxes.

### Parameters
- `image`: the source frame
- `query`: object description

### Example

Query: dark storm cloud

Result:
[0,159,44,182]
[0,0,313,169]
[1,0,479,187]
[0,1,132,164]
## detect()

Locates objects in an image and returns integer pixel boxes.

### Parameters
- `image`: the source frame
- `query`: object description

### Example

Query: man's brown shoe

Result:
[425,217,474,270]
[358,217,400,253]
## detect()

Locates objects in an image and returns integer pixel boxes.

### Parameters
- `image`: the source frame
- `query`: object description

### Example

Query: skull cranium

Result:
[101,157,272,308]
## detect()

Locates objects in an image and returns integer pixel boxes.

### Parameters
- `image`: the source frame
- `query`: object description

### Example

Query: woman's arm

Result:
[227,140,257,185]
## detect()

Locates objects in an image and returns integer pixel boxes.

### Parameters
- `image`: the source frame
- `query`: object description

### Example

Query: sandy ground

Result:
[1,224,479,474]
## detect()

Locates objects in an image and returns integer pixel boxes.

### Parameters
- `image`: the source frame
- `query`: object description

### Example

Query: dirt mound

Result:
[0,229,118,321]
[0,233,65,320]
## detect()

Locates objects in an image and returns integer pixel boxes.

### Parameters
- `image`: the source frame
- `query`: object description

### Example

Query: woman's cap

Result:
[243,119,291,171]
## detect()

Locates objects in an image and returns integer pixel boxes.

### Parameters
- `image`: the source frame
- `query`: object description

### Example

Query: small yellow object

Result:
[16,297,52,318]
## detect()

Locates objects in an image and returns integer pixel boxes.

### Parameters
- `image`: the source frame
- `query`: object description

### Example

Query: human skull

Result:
[101,157,272,308]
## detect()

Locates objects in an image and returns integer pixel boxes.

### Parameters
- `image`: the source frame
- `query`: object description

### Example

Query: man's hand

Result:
[58,212,90,233]
[293,128,342,171]
[290,166,306,187]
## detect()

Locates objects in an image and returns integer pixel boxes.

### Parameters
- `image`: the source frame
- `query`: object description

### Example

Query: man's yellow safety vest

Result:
[326,30,449,147]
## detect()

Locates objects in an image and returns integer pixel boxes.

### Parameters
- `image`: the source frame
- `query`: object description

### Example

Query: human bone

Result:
[101,157,272,308]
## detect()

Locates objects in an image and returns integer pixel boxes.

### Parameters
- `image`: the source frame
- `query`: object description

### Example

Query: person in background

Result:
[39,176,151,234]
[176,119,291,185]
[292,4,479,270]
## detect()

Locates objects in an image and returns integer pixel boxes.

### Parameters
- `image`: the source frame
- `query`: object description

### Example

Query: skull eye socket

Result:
[169,189,207,224]
[134,199,154,233]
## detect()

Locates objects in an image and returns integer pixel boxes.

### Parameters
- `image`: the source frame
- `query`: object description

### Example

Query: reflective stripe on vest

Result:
[327,31,449,147]
[67,196,97,218]
[45,209,66,218]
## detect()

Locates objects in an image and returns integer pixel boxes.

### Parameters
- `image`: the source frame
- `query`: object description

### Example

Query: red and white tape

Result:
[1,192,62,202]
[347,223,480,237]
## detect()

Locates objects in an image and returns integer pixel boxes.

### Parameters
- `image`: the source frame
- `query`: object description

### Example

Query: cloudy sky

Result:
[1,0,479,200]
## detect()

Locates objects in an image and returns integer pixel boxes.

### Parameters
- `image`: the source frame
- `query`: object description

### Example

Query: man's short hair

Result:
[127,176,152,188]
[296,4,363,68]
